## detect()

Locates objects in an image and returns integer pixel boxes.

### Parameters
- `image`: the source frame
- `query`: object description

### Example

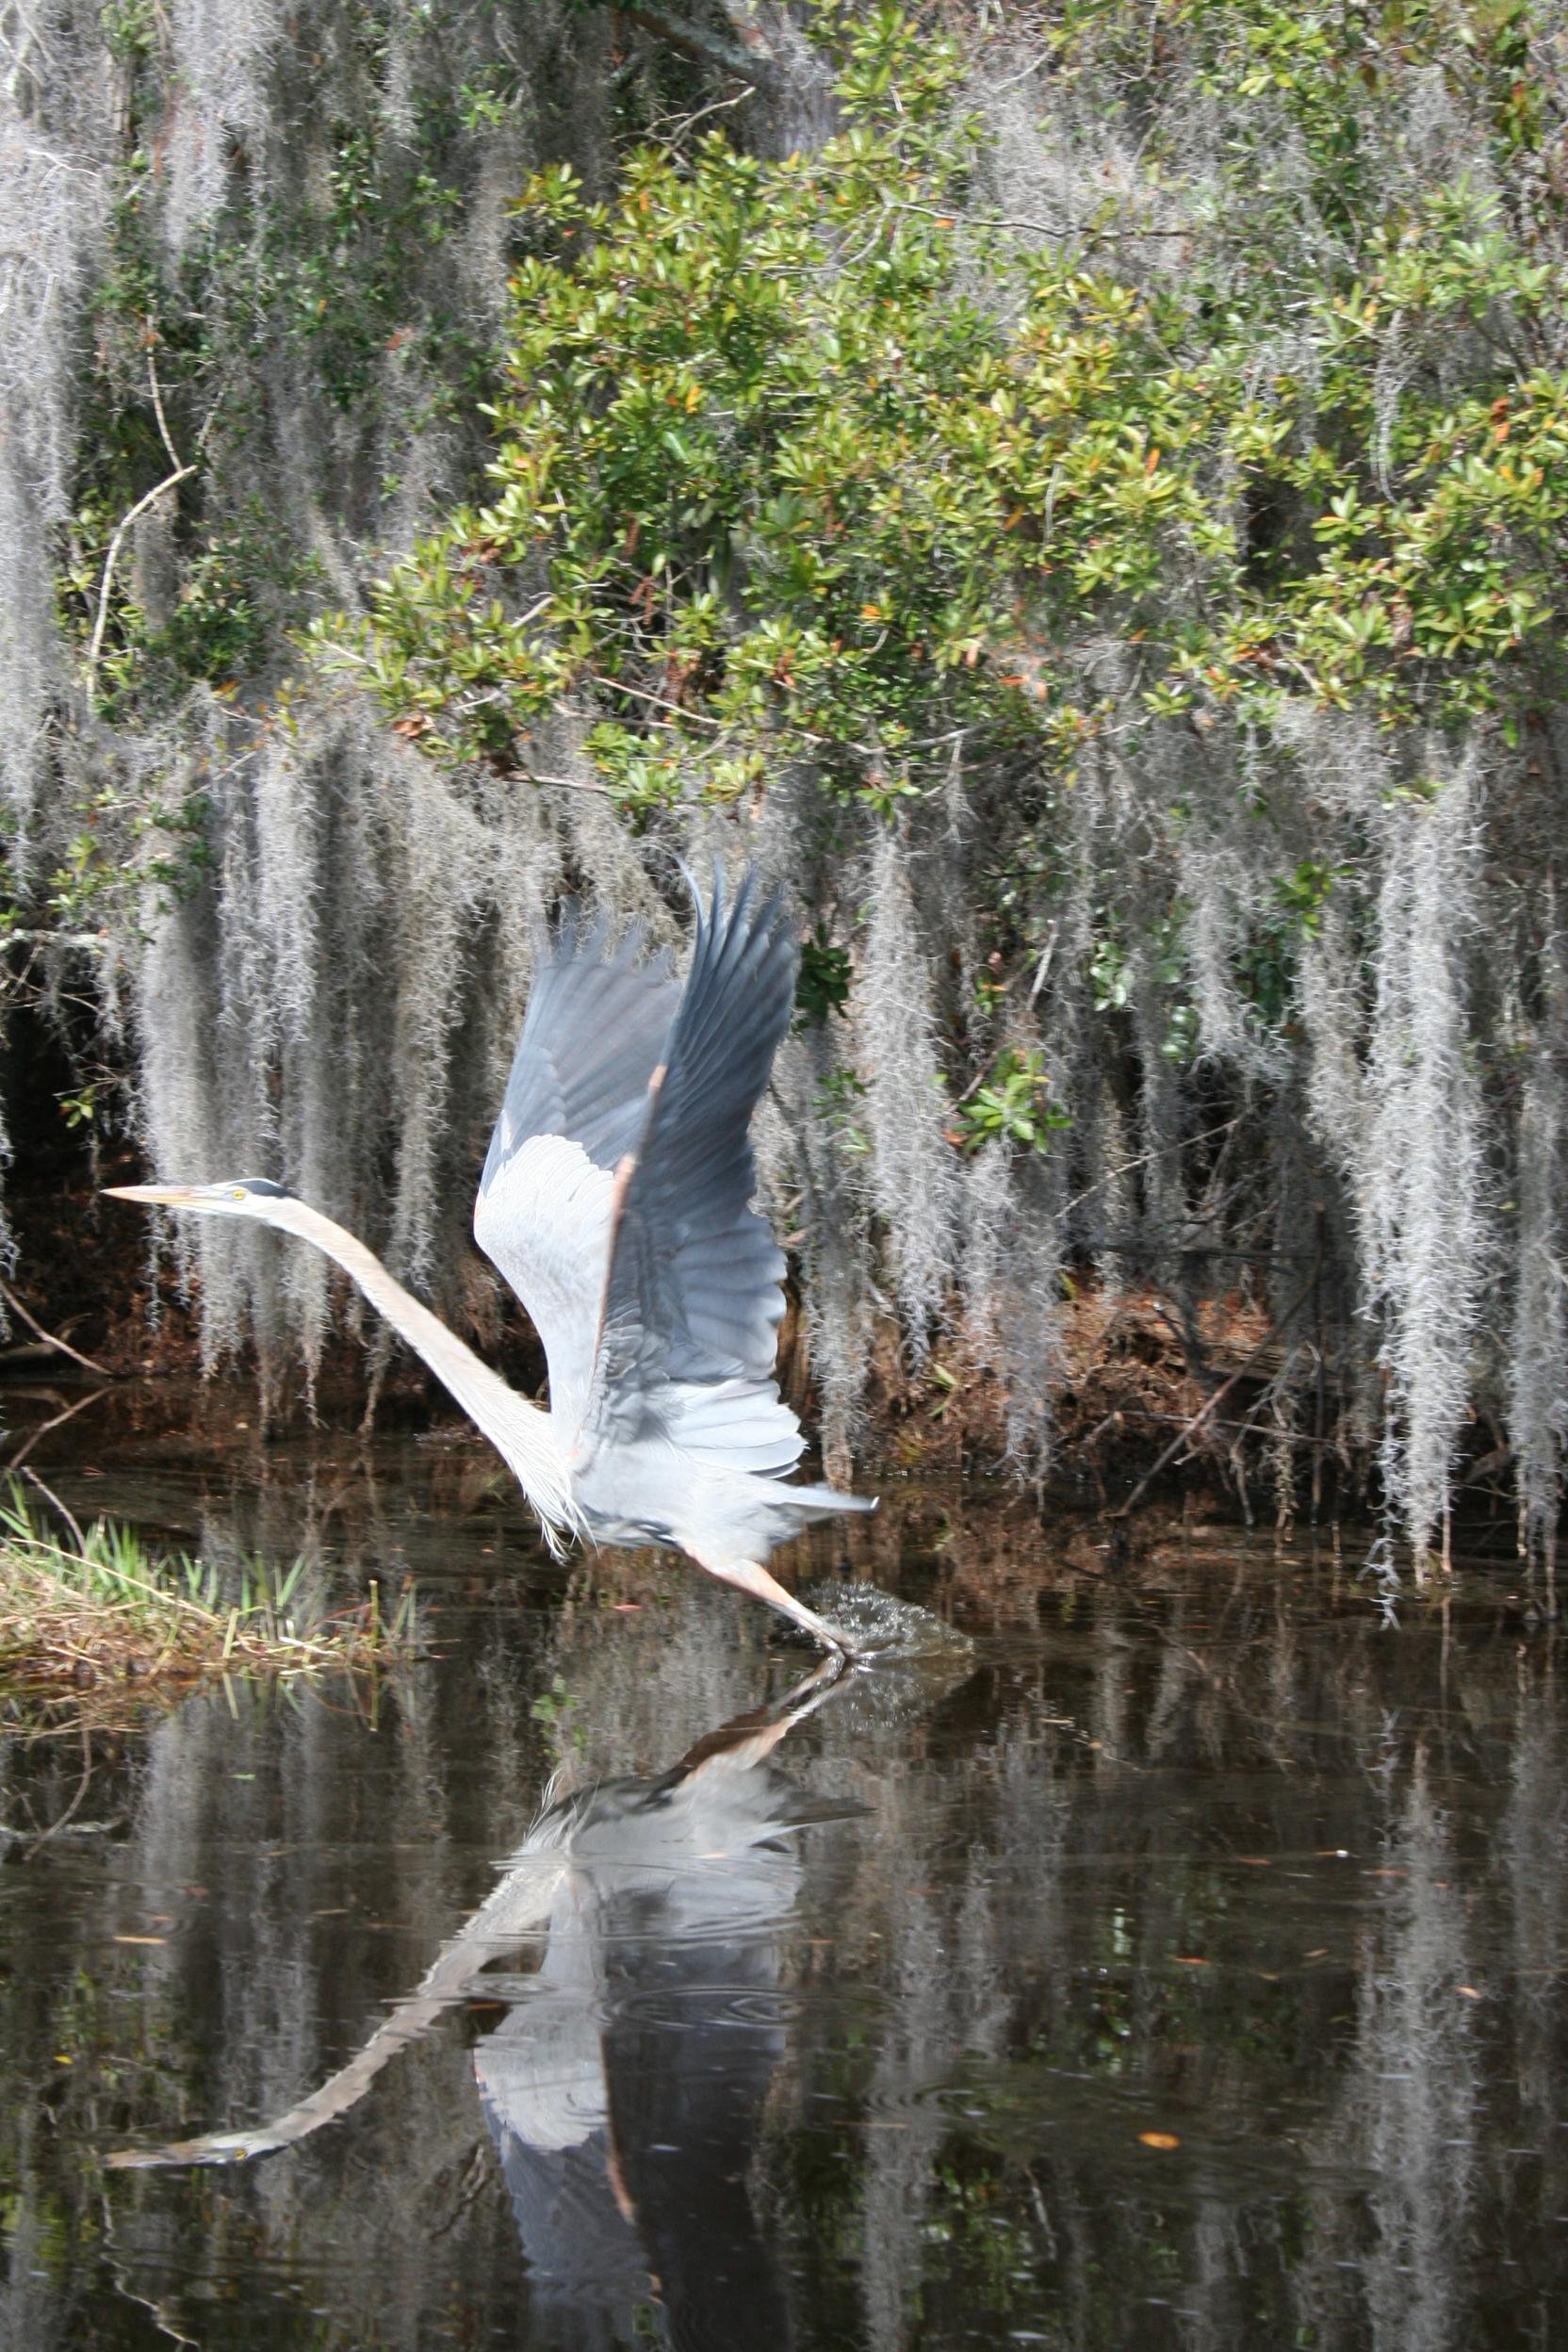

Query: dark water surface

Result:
[3,1424,1566,2349]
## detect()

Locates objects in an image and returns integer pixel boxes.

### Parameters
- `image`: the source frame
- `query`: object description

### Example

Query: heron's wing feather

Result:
[481,915,680,1180]
[475,919,680,1436]
[585,868,805,1478]
[473,1136,617,1441]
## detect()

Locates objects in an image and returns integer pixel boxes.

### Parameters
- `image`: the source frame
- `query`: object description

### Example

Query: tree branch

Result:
[0,1277,112,1376]
[620,4,763,80]
[86,465,194,697]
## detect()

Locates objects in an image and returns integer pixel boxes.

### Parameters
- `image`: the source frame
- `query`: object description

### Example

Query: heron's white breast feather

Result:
[474,1133,614,1441]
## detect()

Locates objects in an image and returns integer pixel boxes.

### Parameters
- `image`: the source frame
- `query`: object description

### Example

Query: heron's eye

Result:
[230,1187,247,1200]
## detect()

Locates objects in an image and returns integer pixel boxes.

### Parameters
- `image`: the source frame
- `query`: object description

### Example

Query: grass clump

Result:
[0,1482,416,1700]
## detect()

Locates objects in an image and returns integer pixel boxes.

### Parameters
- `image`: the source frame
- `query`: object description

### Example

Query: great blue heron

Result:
[106,866,874,1655]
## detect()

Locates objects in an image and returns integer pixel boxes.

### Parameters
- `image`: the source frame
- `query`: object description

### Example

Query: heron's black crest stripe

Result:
[237,1177,293,1198]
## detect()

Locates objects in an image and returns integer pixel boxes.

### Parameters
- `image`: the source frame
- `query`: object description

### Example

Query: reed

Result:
[0,1481,416,1696]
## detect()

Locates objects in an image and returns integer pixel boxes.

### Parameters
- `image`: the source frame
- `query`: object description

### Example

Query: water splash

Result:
[798,1581,974,1660]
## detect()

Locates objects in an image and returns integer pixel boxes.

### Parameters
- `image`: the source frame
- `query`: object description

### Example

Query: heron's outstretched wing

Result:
[583,867,806,1478]
[474,918,680,1436]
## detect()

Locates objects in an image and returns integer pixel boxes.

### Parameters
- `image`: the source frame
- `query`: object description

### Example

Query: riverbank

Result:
[0,1200,1370,1537]
[0,1086,1455,1533]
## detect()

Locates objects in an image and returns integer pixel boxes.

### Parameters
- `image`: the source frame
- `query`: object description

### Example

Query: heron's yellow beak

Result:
[101,1184,204,1206]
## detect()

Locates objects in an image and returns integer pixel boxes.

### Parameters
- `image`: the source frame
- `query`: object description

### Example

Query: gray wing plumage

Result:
[474,917,680,1437]
[477,869,805,1480]
[585,866,806,1478]
[480,914,680,1185]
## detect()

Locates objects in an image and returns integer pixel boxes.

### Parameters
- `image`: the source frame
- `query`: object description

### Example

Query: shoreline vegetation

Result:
[0,1482,416,1709]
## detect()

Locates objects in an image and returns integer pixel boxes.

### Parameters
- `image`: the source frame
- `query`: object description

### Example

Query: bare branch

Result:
[83,341,199,696]
[146,343,182,473]
[0,1277,112,1376]
[85,465,195,696]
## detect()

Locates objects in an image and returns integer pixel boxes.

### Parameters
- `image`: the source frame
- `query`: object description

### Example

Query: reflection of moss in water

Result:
[0,1498,1557,2347]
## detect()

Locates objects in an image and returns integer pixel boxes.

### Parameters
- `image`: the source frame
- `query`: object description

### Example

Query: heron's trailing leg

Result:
[694,1553,863,1660]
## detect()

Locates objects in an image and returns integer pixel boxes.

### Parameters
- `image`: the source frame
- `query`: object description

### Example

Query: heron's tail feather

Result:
[762,1478,877,1522]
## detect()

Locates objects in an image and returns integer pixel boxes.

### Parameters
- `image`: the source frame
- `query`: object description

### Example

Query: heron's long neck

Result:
[288,1206,578,1542]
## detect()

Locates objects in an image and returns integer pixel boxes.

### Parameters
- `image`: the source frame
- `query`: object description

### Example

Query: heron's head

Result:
[102,1176,300,1227]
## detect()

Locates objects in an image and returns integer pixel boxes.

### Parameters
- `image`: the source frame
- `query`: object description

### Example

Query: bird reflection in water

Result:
[108,1655,863,2349]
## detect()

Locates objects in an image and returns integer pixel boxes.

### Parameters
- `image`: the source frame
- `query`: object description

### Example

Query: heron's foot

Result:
[798,1581,977,1663]
[772,1650,853,1708]
[776,1610,871,1664]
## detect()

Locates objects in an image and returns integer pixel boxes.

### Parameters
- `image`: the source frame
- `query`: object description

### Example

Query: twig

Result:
[0,1277,112,1376]
[86,464,195,695]
[1093,1234,1321,1264]
[2,930,108,951]
[1132,1406,1337,1450]
[881,196,1197,243]
[1107,1263,1322,1521]
[22,1715,93,1858]
[146,346,181,474]
[519,768,619,798]
[83,335,199,697]
[648,85,757,145]
[583,675,727,728]
[4,1382,111,1474]
[22,1466,88,1555]
[1057,1116,1245,1223]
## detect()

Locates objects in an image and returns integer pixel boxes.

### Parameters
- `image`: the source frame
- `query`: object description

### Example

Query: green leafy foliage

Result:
[318,8,1054,809]
[531,1672,586,1764]
[326,0,1568,816]
[796,923,853,1023]
[815,1063,872,1160]
[954,1051,1072,1154]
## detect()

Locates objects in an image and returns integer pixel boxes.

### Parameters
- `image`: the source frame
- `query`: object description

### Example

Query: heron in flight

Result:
[106,867,873,1655]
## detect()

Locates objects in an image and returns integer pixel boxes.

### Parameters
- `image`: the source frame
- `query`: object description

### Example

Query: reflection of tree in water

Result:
[5,1543,1568,2348]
